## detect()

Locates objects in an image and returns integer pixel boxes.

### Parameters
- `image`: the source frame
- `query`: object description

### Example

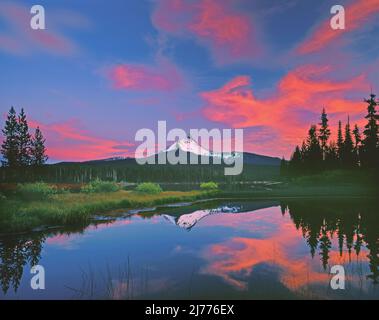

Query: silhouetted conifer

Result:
[319,108,331,161]
[1,107,19,167]
[361,93,378,168]
[30,127,48,166]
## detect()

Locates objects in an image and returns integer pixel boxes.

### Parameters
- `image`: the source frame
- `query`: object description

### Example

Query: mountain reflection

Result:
[163,205,241,230]
[0,198,378,298]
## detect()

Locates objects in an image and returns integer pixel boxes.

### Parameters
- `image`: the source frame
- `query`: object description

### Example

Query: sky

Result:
[0,0,379,162]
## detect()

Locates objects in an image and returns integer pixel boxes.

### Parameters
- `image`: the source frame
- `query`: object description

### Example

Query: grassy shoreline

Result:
[0,190,214,234]
[0,178,377,235]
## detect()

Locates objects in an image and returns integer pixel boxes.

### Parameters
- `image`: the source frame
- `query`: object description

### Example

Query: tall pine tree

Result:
[304,125,322,172]
[319,108,331,161]
[1,107,19,167]
[342,116,354,167]
[361,93,378,167]
[30,127,48,166]
[17,108,31,166]
[337,120,344,162]
[353,124,361,166]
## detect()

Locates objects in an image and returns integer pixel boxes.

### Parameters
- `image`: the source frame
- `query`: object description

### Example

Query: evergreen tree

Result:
[325,141,339,169]
[17,108,31,166]
[289,146,302,175]
[1,107,19,167]
[303,125,322,171]
[30,127,48,166]
[342,116,354,167]
[319,108,331,161]
[361,93,378,167]
[353,124,361,166]
[337,121,344,162]
[300,140,307,159]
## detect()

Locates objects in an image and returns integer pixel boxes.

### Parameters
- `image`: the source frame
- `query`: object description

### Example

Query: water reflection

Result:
[0,234,44,293]
[0,221,117,294]
[163,205,241,230]
[0,198,378,299]
[282,199,379,284]
[197,199,379,298]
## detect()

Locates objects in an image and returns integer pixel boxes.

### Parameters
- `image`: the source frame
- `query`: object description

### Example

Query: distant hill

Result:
[67,137,281,167]
[241,152,281,166]
[0,138,281,183]
[66,138,281,166]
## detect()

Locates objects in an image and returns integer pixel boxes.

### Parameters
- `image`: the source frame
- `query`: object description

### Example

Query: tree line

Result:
[1,107,48,168]
[282,93,379,175]
[0,107,280,183]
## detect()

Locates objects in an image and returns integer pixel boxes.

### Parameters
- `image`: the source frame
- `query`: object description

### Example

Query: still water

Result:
[0,198,378,299]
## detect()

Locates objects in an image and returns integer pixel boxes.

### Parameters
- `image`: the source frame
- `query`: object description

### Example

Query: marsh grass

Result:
[0,190,212,233]
[17,182,58,200]
[65,258,150,300]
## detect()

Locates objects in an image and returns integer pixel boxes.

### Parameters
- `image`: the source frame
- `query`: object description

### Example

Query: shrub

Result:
[200,182,219,191]
[17,182,57,200]
[135,182,162,194]
[80,183,95,193]
[81,179,120,193]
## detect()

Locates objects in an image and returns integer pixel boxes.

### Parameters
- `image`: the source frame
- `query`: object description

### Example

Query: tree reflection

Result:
[0,234,45,293]
[282,199,379,284]
[0,219,116,294]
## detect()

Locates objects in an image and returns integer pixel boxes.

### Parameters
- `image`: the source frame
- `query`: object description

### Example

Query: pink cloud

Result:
[29,119,135,162]
[0,2,81,55]
[109,57,185,92]
[297,0,379,55]
[152,0,262,64]
[201,65,369,157]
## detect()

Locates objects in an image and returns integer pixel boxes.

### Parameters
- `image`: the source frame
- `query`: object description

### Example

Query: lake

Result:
[0,198,378,299]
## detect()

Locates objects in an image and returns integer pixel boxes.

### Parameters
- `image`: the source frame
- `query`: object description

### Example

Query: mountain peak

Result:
[166,137,212,156]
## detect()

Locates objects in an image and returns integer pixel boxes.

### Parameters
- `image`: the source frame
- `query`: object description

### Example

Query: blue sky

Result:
[1,0,378,161]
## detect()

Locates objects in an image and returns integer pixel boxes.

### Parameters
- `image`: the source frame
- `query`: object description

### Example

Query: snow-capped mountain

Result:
[163,136,241,161]
[67,137,281,166]
[166,137,212,157]
[157,137,282,165]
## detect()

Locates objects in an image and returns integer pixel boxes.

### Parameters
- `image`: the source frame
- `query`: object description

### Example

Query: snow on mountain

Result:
[74,137,280,166]
[165,137,241,160]
[166,137,212,156]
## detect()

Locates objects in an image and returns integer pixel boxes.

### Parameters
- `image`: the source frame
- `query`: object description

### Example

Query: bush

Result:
[81,179,120,193]
[17,182,57,200]
[135,182,162,194]
[200,182,219,191]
